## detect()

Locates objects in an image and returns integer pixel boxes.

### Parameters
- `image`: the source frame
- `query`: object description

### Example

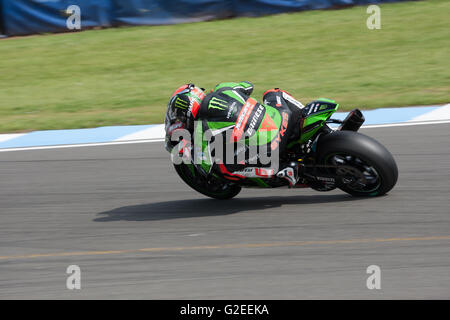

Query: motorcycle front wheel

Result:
[174,163,242,200]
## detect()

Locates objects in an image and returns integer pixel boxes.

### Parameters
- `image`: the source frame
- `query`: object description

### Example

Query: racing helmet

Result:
[165,84,205,151]
[165,84,205,130]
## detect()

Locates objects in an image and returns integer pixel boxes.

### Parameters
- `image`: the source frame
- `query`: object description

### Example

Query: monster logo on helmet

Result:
[166,84,206,132]
[174,96,189,110]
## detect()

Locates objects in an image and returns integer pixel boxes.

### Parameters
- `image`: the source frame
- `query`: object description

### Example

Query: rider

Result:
[165,81,305,186]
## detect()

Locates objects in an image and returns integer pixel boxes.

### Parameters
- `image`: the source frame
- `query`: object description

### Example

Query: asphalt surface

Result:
[0,123,449,299]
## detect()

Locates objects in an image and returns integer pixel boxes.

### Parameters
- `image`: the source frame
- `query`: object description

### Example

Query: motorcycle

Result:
[167,99,398,199]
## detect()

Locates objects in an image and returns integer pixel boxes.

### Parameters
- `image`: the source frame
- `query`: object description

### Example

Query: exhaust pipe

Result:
[339,109,365,132]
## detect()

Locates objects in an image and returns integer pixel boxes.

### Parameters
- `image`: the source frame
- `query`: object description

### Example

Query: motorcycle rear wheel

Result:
[316,131,398,197]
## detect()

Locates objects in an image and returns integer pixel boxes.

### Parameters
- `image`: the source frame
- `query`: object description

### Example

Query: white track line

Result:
[362,119,450,129]
[0,120,449,153]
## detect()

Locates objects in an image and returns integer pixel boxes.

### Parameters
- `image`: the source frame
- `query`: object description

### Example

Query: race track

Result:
[0,123,449,299]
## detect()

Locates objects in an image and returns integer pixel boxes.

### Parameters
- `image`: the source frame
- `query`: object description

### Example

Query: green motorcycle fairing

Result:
[291,98,339,146]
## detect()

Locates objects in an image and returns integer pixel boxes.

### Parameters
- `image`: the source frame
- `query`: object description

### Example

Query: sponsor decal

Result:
[282,91,304,109]
[316,176,335,182]
[233,168,254,176]
[260,114,278,132]
[246,104,265,136]
[255,168,274,177]
[233,167,275,178]
[271,112,289,150]
[174,97,189,110]
[306,103,323,115]
[227,102,238,119]
[230,98,257,142]
[209,97,228,111]
[276,96,282,107]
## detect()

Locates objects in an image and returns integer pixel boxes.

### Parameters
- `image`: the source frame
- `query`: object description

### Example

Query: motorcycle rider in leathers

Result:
[165,81,306,187]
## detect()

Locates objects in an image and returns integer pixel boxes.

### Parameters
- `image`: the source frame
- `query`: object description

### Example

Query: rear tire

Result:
[174,163,242,200]
[316,131,398,197]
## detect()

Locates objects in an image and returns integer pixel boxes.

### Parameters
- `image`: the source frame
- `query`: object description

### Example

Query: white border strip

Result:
[409,104,450,122]
[1,104,448,152]
[0,138,165,153]
[0,120,449,152]
[0,133,26,143]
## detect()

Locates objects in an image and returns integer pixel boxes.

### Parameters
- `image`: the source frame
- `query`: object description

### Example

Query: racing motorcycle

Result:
[167,100,398,199]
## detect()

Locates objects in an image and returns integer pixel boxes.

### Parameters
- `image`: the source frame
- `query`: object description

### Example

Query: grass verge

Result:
[0,0,449,133]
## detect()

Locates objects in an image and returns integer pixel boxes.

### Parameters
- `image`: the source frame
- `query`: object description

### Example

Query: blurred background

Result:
[0,0,448,133]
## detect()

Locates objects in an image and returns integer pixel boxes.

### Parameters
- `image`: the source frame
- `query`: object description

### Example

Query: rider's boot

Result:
[276,162,299,187]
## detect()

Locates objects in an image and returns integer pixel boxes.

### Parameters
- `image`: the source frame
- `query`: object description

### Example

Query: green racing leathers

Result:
[190,81,304,184]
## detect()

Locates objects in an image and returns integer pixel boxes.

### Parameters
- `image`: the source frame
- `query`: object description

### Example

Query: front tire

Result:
[174,163,242,200]
[316,131,398,197]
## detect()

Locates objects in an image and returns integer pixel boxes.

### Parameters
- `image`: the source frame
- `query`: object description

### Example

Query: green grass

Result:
[0,0,449,133]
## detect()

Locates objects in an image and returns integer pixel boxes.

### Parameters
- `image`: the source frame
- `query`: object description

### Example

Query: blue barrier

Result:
[0,0,408,36]
[0,1,3,35]
[232,0,343,16]
[1,0,112,36]
[232,0,404,16]
[112,0,232,26]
